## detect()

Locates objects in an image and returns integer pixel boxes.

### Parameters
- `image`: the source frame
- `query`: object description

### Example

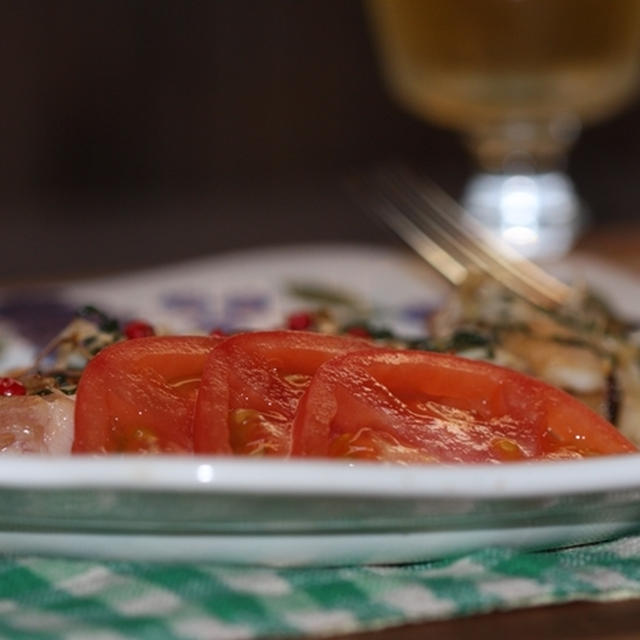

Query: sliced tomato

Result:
[193,330,369,455]
[291,349,637,463]
[73,335,223,454]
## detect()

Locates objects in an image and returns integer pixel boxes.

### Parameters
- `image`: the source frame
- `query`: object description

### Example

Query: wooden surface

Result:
[335,598,640,640]
[577,224,640,272]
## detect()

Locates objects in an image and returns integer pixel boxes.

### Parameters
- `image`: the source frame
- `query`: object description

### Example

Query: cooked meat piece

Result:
[0,393,74,455]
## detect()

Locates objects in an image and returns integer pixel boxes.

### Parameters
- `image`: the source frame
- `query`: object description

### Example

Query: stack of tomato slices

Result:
[72,330,637,461]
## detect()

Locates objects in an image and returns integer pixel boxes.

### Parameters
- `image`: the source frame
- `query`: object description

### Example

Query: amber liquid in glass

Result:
[368,0,640,169]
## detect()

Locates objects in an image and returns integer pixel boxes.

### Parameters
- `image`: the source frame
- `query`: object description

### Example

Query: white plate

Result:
[1,243,640,565]
[1,455,640,565]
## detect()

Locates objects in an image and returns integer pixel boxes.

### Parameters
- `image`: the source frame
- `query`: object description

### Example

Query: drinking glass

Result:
[366,0,640,260]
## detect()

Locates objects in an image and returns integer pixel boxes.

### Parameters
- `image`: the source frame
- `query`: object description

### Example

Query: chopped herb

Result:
[448,329,491,351]
[286,282,365,310]
[341,321,395,341]
[548,334,612,359]
[408,337,438,351]
[606,372,620,425]
[76,305,121,334]
[81,335,98,348]
[59,386,77,396]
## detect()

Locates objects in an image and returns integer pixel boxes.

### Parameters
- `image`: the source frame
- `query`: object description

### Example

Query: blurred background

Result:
[3,0,640,282]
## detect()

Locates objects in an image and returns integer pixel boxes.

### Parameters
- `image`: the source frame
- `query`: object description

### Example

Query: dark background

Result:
[3,1,640,282]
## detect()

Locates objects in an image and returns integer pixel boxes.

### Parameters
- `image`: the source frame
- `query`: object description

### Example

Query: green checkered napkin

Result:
[1,536,640,640]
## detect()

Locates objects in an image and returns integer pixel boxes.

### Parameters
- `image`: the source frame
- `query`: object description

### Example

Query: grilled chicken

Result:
[0,393,74,455]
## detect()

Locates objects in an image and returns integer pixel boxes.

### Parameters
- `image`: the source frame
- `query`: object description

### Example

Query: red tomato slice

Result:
[291,349,637,463]
[73,335,223,454]
[193,331,369,455]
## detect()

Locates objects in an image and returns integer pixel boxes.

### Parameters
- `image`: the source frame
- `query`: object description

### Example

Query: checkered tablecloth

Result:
[2,535,640,640]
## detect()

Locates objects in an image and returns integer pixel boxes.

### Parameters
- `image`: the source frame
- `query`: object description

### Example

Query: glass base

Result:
[462,172,586,262]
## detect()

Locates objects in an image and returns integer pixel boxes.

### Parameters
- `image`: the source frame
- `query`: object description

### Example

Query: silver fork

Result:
[352,167,572,310]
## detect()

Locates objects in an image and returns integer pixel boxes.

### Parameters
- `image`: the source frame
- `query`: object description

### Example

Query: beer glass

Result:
[367,0,640,260]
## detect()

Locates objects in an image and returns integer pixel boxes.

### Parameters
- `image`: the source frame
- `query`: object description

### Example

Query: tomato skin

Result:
[291,349,637,463]
[193,330,369,455]
[73,335,223,454]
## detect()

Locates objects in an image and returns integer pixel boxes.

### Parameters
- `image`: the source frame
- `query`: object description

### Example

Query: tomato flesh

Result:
[291,349,636,463]
[193,330,368,455]
[73,332,636,463]
[73,335,222,454]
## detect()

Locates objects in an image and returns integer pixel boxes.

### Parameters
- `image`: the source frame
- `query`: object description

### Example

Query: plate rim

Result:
[1,453,639,499]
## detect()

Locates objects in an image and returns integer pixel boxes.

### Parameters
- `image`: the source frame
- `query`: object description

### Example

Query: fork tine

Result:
[357,178,469,287]
[383,168,571,307]
[358,170,520,290]
[380,176,556,307]
[355,167,572,309]
[390,175,569,308]
[377,170,506,274]
[406,171,572,305]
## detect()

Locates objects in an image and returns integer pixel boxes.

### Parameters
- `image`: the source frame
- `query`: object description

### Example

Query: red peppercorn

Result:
[346,326,371,339]
[209,328,227,337]
[287,312,313,331]
[124,320,155,339]
[0,377,26,397]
